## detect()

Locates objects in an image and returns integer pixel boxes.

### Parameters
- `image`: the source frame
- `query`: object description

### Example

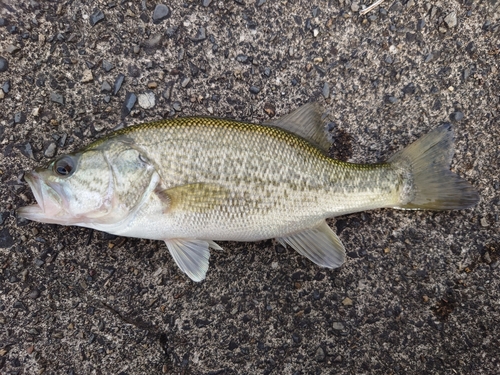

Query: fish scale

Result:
[18,103,479,282]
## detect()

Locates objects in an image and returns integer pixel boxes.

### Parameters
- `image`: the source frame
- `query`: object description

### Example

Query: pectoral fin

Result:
[156,183,230,213]
[164,239,222,282]
[277,221,346,268]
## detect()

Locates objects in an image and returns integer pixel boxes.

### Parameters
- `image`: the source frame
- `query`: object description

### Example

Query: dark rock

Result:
[2,80,11,93]
[256,0,266,6]
[50,92,65,105]
[0,57,8,72]
[121,92,137,118]
[191,27,206,42]
[202,0,212,6]
[263,67,271,76]
[152,4,171,23]
[89,9,105,26]
[0,18,6,27]
[402,82,416,95]
[263,102,275,117]
[113,74,125,95]
[102,60,114,72]
[0,228,14,248]
[14,112,26,124]
[228,340,238,350]
[249,86,260,94]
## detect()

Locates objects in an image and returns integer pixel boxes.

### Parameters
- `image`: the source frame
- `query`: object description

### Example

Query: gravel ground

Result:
[1,0,499,374]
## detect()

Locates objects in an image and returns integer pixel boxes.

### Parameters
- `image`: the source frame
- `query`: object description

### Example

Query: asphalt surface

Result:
[0,1,499,374]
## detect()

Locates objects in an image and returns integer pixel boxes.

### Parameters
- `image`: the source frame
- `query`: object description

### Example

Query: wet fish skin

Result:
[18,103,479,281]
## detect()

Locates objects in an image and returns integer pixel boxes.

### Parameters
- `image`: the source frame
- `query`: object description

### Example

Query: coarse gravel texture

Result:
[0,0,499,374]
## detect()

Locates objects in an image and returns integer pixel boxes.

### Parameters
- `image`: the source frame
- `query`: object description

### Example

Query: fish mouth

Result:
[17,171,65,223]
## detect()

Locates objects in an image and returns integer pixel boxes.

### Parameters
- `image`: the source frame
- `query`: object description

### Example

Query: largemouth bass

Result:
[18,103,479,281]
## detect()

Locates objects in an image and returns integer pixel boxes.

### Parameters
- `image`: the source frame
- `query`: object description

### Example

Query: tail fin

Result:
[389,124,479,210]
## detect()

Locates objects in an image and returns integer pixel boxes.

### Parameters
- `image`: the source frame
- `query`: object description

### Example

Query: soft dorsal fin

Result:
[265,102,331,152]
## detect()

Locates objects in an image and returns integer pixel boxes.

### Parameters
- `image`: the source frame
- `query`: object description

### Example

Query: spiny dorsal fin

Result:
[265,102,331,152]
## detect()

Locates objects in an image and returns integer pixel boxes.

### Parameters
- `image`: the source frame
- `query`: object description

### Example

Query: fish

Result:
[18,103,480,281]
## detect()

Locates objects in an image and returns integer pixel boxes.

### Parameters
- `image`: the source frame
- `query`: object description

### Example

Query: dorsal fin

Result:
[265,102,331,152]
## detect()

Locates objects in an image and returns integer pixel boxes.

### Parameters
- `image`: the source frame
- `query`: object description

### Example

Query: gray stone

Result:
[102,60,114,72]
[50,92,64,105]
[0,228,14,248]
[101,81,112,92]
[44,142,57,158]
[152,4,170,23]
[322,82,330,98]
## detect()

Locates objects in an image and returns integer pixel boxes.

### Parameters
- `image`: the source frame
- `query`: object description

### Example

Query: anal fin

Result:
[277,221,346,268]
[164,239,222,282]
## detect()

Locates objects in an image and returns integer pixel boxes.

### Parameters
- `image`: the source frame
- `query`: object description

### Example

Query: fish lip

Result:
[17,171,64,221]
[17,172,45,219]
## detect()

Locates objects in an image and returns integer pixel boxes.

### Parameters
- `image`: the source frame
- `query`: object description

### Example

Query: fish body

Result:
[18,103,479,281]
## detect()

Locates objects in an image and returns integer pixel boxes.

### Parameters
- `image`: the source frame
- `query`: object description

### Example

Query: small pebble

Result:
[152,4,171,23]
[44,143,57,158]
[191,27,206,42]
[102,60,114,72]
[256,0,266,6]
[444,11,457,28]
[113,73,125,95]
[249,86,260,94]
[50,92,65,105]
[450,111,464,122]
[89,9,105,26]
[121,92,137,118]
[147,81,158,89]
[138,91,156,109]
[322,82,330,98]
[101,81,112,92]
[236,54,249,64]
[332,322,344,331]
[181,77,191,88]
[81,69,93,83]
[0,56,8,72]
[315,346,326,362]
[172,101,182,111]
[480,217,489,227]
[202,0,212,6]
[263,102,275,117]
[2,80,10,93]
[14,112,26,124]
[342,297,353,306]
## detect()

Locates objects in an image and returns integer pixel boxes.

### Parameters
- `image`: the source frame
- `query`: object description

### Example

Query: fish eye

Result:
[53,156,75,177]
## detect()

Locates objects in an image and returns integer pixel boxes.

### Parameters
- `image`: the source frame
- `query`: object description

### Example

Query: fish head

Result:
[19,139,159,227]
[18,150,117,225]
